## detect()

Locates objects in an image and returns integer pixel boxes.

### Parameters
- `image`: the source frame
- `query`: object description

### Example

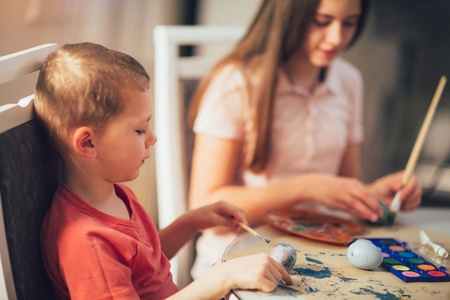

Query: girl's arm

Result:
[338,144,361,178]
[189,134,383,224]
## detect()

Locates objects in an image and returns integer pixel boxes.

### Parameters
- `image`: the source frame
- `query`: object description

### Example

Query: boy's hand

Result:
[210,253,293,292]
[170,253,293,299]
[187,200,247,232]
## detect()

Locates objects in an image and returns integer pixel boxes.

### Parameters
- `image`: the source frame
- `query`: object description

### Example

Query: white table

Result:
[226,207,450,300]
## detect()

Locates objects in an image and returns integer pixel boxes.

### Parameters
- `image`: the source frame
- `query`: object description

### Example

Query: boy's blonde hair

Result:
[34,42,149,150]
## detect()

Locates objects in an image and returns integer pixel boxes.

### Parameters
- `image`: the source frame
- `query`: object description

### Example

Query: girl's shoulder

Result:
[330,58,362,79]
[208,62,253,94]
[327,58,363,101]
[328,58,363,90]
[212,56,265,87]
[215,62,248,81]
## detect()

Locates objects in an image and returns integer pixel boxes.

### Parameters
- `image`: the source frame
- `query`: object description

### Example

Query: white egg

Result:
[347,239,383,269]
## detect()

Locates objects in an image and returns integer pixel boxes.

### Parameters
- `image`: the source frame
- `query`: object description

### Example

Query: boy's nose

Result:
[145,130,157,148]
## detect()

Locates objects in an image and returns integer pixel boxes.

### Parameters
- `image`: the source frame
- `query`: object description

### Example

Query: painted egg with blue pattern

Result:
[268,243,297,270]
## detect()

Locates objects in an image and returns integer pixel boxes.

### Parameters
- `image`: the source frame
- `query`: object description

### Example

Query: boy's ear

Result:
[72,127,97,158]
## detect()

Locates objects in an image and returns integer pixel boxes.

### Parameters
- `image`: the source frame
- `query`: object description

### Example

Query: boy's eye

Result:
[136,130,146,135]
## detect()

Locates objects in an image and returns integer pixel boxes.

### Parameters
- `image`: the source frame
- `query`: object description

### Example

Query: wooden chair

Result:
[0,44,60,300]
[153,25,244,288]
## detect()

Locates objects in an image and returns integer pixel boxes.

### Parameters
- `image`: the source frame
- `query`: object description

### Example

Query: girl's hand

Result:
[369,171,422,211]
[307,174,382,222]
[186,200,247,232]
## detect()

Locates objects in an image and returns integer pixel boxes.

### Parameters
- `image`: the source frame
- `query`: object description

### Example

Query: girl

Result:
[188,0,422,278]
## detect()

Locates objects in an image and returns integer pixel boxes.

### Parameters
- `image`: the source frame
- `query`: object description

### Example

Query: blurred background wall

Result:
[342,1,450,206]
[1,0,449,226]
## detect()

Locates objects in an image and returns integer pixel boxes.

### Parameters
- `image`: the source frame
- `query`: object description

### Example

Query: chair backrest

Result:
[0,43,60,300]
[153,25,245,288]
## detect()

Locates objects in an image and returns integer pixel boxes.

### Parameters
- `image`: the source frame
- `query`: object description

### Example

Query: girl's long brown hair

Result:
[188,0,370,173]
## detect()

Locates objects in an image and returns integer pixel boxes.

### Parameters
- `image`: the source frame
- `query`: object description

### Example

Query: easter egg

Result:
[369,201,396,226]
[347,239,383,269]
[268,243,297,270]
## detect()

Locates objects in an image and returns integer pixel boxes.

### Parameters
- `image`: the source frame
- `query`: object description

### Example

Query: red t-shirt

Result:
[41,183,179,299]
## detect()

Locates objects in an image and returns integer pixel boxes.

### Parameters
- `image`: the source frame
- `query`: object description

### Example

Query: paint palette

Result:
[265,208,363,245]
[366,238,450,282]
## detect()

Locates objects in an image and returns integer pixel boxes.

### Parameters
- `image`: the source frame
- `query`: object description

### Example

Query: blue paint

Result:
[295,263,356,284]
[398,290,412,299]
[339,276,356,282]
[324,288,339,296]
[293,266,332,279]
[307,286,319,293]
[305,257,324,264]
[350,287,399,300]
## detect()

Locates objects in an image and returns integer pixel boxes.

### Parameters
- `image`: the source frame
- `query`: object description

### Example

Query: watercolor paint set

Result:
[366,238,450,282]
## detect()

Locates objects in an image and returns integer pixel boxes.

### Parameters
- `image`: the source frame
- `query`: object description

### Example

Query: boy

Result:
[35,43,291,300]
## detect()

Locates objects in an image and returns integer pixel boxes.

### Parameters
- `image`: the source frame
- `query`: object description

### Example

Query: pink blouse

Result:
[194,58,364,187]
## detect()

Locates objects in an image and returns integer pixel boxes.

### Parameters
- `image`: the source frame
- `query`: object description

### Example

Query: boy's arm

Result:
[159,201,246,260]
[158,213,197,260]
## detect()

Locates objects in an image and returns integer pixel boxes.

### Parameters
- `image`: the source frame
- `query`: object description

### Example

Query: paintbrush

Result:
[389,75,447,213]
[238,222,271,243]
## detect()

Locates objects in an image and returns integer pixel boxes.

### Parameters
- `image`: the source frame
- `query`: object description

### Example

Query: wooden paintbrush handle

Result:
[238,222,259,237]
[402,75,447,185]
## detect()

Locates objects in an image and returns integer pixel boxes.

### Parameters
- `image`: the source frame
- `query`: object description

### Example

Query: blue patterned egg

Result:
[268,243,297,270]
